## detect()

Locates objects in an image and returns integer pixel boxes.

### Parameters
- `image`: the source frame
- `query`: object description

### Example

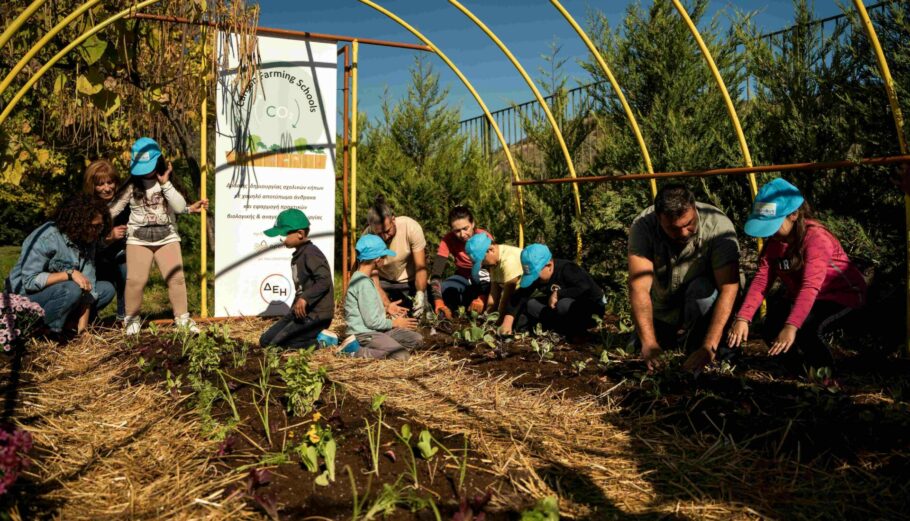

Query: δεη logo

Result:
[260,274,292,304]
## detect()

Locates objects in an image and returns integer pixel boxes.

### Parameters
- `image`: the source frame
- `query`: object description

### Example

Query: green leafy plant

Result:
[296,413,336,486]
[165,370,183,395]
[364,394,386,476]
[571,359,588,375]
[520,496,559,521]
[453,312,501,349]
[416,429,438,460]
[278,349,326,417]
[394,423,420,488]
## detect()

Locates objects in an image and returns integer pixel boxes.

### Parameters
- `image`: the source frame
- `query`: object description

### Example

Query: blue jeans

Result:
[440,275,490,311]
[27,281,116,332]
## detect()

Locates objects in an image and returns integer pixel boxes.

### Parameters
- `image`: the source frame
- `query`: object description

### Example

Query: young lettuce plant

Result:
[296,413,337,486]
[278,348,326,417]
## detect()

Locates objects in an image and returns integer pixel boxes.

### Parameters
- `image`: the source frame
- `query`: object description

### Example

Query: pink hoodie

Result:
[736,221,867,328]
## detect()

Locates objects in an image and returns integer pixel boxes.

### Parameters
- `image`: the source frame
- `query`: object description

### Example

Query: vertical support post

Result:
[351,40,359,259]
[199,10,208,318]
[342,44,352,292]
[851,0,910,353]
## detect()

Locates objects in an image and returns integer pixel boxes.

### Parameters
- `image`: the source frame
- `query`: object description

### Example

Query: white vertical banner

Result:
[215,34,337,317]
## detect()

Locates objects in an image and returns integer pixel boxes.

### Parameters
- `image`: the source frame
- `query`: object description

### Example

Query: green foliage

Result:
[416,429,438,460]
[297,417,337,485]
[520,496,560,521]
[278,349,326,417]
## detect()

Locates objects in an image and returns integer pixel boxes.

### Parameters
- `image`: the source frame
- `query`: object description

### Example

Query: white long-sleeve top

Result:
[109,179,187,246]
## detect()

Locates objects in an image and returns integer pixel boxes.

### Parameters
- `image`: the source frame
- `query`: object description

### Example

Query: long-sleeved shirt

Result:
[504,259,604,317]
[736,221,867,328]
[291,241,334,321]
[345,271,392,335]
[109,179,187,246]
[7,222,101,299]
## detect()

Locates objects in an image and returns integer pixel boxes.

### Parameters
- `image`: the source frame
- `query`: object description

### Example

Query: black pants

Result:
[514,297,605,335]
[762,296,851,370]
[379,280,417,309]
[259,314,332,349]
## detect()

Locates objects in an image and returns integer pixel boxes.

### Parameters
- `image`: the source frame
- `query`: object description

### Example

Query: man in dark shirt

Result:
[259,209,334,349]
[499,243,605,336]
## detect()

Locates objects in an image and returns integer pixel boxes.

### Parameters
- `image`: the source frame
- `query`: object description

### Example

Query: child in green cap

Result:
[259,208,334,349]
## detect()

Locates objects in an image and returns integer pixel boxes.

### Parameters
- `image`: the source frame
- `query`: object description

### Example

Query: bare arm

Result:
[702,261,740,351]
[628,254,659,351]
[412,248,428,292]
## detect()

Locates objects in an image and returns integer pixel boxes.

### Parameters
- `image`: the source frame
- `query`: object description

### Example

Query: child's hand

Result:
[769,324,798,355]
[727,318,749,348]
[293,298,307,318]
[386,299,406,318]
[392,316,418,330]
[157,161,173,185]
[188,199,209,213]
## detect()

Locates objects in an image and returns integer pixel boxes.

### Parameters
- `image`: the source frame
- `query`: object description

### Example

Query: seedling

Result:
[571,359,588,375]
[217,370,241,422]
[530,338,554,361]
[297,415,337,485]
[364,394,386,476]
[165,370,183,395]
[394,423,420,487]
[279,349,326,417]
[416,429,438,460]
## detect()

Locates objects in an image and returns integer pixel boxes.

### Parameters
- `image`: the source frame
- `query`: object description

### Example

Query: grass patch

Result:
[0,246,20,284]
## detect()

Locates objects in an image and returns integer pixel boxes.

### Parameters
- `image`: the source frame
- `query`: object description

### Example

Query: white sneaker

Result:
[175,313,201,334]
[124,316,141,336]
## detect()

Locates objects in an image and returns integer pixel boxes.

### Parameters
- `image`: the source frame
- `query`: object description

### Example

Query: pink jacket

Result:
[736,221,867,328]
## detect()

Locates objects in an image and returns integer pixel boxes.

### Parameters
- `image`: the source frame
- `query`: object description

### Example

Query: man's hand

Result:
[71,270,92,292]
[641,343,663,371]
[548,290,559,309]
[683,347,715,374]
[769,324,798,355]
[293,297,307,319]
[727,318,749,348]
[392,316,419,330]
[469,297,485,314]
[386,299,406,318]
[434,299,452,319]
[412,291,428,318]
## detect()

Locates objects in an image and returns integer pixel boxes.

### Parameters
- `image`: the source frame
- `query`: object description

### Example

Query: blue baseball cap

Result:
[129,137,162,176]
[465,233,492,282]
[519,243,553,288]
[744,178,805,238]
[356,234,397,261]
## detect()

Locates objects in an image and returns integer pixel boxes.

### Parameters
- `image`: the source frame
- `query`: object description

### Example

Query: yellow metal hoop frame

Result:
[358,0,526,247]
[449,0,582,259]
[550,0,657,198]
[0,0,48,50]
[851,0,910,351]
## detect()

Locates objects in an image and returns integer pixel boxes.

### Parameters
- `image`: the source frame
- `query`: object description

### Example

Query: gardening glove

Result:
[429,278,443,302]
[434,299,453,319]
[412,290,427,318]
[469,297,485,314]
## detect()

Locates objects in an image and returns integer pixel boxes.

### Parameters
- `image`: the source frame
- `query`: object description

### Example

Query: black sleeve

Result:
[556,263,597,301]
[430,254,448,280]
[504,286,531,317]
[300,253,331,305]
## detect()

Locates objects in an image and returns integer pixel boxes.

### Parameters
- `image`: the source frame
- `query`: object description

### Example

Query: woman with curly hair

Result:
[6,194,115,337]
[84,159,129,320]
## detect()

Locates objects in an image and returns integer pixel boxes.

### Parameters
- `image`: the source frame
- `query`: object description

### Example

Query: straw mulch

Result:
[14,329,260,520]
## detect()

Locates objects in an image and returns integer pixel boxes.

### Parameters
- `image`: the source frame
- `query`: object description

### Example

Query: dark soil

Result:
[127,334,526,520]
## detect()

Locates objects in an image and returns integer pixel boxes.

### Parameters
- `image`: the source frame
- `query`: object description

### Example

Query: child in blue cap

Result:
[499,243,605,337]
[259,209,335,349]
[109,137,208,335]
[343,234,423,360]
[728,178,867,370]
[464,234,523,319]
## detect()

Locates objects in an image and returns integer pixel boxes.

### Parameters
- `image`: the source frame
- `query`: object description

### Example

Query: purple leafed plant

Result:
[0,426,33,495]
[253,491,280,519]
[0,293,44,351]
[453,490,493,521]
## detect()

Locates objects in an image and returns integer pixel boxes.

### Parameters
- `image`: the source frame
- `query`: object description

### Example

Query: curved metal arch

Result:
[851,0,909,351]
[358,0,526,246]
[0,0,165,127]
[449,0,582,259]
[0,0,48,50]
[0,0,104,98]
[550,0,657,198]
[670,0,759,199]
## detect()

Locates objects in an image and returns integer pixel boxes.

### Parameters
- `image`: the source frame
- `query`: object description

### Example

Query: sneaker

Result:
[174,313,201,334]
[124,316,141,336]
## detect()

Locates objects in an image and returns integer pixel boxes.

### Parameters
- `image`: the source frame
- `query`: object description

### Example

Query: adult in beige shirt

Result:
[364,195,429,316]
[628,184,741,374]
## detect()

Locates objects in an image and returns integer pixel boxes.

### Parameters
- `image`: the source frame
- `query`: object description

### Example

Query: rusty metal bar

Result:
[341,44,351,292]
[129,13,433,52]
[512,155,910,186]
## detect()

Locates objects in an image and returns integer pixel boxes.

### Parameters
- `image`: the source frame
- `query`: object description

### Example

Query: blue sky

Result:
[256,1,846,122]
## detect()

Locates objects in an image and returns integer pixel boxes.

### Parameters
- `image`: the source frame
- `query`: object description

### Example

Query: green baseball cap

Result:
[264,209,310,237]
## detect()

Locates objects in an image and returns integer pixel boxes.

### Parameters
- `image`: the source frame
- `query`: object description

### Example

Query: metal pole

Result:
[0,0,165,128]
[550,0,657,198]
[199,6,209,318]
[342,44,352,292]
[358,0,526,247]
[0,0,103,98]
[450,0,580,258]
[351,40,359,258]
[851,0,910,353]
[511,154,910,186]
